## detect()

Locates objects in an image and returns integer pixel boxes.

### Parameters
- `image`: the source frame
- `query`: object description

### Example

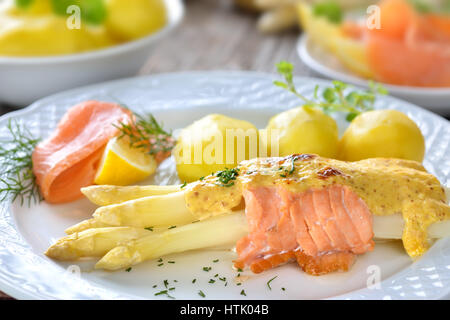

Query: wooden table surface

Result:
[0,0,448,300]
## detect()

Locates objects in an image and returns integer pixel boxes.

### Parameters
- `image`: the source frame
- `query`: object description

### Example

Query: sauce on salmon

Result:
[32,101,132,203]
[185,154,450,275]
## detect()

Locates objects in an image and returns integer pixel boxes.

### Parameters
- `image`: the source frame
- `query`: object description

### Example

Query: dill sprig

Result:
[274,61,388,122]
[114,113,175,156]
[0,119,42,206]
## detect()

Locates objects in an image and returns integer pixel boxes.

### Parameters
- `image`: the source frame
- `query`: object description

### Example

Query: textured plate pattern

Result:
[0,72,449,300]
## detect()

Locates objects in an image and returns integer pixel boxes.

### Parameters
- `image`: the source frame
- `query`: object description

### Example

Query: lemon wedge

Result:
[94,137,157,186]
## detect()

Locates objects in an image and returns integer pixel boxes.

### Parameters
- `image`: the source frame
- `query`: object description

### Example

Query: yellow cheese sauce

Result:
[185,154,450,258]
[0,0,167,57]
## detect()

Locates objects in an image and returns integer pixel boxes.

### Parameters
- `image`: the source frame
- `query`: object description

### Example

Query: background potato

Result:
[105,0,167,41]
[339,110,425,162]
[174,114,259,182]
[265,107,339,158]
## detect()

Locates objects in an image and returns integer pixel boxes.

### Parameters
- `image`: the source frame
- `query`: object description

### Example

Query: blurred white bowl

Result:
[0,0,184,107]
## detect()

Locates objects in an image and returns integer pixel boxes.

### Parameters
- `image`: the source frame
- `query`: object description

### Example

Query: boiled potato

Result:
[339,110,425,162]
[0,15,113,56]
[174,114,259,182]
[265,107,339,158]
[105,0,167,41]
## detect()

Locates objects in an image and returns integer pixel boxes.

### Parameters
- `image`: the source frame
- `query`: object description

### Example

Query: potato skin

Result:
[338,110,425,162]
[265,107,339,158]
[174,114,259,182]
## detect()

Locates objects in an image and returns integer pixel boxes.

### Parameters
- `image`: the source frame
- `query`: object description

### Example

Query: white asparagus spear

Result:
[93,210,450,271]
[65,218,112,235]
[95,212,248,271]
[81,184,182,206]
[46,227,152,261]
[92,191,196,228]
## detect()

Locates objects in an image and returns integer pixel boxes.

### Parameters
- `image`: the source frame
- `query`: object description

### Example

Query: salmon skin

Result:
[32,101,132,204]
[234,185,374,276]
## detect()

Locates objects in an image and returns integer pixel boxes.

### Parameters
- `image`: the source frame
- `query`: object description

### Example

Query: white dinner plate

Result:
[0,72,449,300]
[297,34,450,114]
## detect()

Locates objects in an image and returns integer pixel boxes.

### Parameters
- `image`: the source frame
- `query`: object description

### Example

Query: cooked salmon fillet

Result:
[234,185,374,276]
[32,101,132,203]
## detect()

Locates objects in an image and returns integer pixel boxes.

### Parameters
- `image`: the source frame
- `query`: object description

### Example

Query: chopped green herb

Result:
[152,285,157,288]
[219,277,227,282]
[213,259,219,263]
[282,287,286,291]
[198,290,206,298]
[145,227,154,231]
[168,226,176,229]
[158,258,163,262]
[169,287,175,291]
[237,268,243,272]
[240,289,247,296]
[157,263,164,267]
[192,279,197,284]
[163,280,169,288]
[168,261,175,264]
[237,273,241,277]
[180,181,187,189]
[237,283,242,286]
[125,267,132,272]
[154,290,175,299]
[209,279,216,284]
[215,168,240,187]
[199,176,205,181]
[267,276,277,290]
[203,267,211,272]
[214,274,218,278]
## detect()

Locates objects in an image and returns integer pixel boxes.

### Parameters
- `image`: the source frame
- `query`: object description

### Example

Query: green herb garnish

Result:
[15,0,34,8]
[145,227,154,231]
[203,267,211,272]
[198,290,206,298]
[0,120,42,206]
[115,113,175,156]
[213,259,219,263]
[125,267,132,272]
[208,279,215,284]
[215,168,240,187]
[168,225,176,229]
[267,276,277,290]
[180,181,187,189]
[154,290,175,299]
[274,61,387,122]
[313,1,343,24]
[240,289,246,296]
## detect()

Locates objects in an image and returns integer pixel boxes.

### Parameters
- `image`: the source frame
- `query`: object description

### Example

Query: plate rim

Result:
[0,71,449,300]
[297,34,450,111]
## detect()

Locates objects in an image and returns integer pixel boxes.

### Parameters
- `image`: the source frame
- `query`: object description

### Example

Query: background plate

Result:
[0,72,449,300]
[297,34,450,114]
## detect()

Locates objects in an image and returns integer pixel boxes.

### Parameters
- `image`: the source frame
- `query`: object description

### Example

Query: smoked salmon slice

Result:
[366,0,450,87]
[32,101,132,204]
[234,185,374,276]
